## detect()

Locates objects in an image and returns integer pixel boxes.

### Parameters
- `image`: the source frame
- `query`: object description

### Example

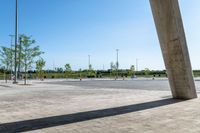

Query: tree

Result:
[65,64,71,72]
[110,62,117,78]
[86,64,96,78]
[36,58,46,80]
[129,65,135,77]
[56,67,64,73]
[64,64,72,78]
[0,46,12,82]
[144,68,150,77]
[88,64,93,77]
[79,68,82,81]
[20,35,44,84]
[89,64,92,71]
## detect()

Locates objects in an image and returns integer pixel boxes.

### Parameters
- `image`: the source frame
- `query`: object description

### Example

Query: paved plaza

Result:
[0,79,200,133]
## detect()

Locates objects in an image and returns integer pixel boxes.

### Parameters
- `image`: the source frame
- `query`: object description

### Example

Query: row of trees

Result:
[109,62,151,78]
[53,63,96,79]
[26,67,160,79]
[0,35,44,84]
[0,63,166,80]
[0,34,164,82]
[35,63,151,79]
[110,62,136,79]
[34,61,158,78]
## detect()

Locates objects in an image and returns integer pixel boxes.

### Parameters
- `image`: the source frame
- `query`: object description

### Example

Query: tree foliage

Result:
[65,64,71,72]
[36,58,46,80]
[110,62,117,77]
[0,46,13,82]
[144,68,150,76]
[0,46,12,71]
[64,63,72,78]
[87,64,96,78]
[129,65,135,76]
[20,35,44,84]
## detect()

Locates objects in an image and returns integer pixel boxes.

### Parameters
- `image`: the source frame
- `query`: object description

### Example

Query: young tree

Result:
[20,35,44,84]
[89,64,92,71]
[144,68,150,77]
[129,65,135,77]
[87,64,92,77]
[64,64,72,78]
[110,62,117,79]
[87,64,96,78]
[0,46,12,82]
[36,58,46,80]
[56,67,64,73]
[79,68,82,81]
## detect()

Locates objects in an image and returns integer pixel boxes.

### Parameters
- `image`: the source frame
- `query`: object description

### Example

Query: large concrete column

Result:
[150,0,197,99]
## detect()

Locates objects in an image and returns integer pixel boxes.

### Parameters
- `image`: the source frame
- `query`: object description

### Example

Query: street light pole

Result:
[9,35,15,80]
[136,58,139,71]
[18,36,22,79]
[88,55,90,70]
[13,0,18,83]
[116,49,119,79]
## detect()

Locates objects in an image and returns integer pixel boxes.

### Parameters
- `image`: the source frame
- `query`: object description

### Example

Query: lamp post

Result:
[88,55,91,78]
[116,49,119,79]
[13,0,18,83]
[18,36,22,79]
[88,55,91,70]
[136,58,139,72]
[9,35,15,80]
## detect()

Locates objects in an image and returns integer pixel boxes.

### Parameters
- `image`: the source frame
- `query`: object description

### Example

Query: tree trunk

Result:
[24,65,27,85]
[4,70,7,83]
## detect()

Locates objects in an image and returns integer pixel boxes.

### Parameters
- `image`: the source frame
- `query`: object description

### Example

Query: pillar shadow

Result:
[0,98,183,133]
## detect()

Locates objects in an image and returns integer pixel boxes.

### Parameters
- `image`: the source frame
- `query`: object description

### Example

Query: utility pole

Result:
[9,35,15,80]
[13,0,18,84]
[116,49,119,79]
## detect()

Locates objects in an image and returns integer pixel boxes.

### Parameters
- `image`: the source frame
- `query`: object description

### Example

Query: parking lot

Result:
[0,78,200,133]
[46,78,200,91]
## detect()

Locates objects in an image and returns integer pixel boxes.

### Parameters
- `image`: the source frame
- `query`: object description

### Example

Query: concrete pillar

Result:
[150,0,197,99]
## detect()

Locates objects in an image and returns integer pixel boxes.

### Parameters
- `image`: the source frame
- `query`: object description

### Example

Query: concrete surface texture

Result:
[0,79,200,133]
[150,0,197,99]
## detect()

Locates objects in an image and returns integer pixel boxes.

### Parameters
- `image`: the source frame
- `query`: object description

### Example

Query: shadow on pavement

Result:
[0,98,183,133]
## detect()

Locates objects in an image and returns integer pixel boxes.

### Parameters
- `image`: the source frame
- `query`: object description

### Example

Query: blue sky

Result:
[0,0,200,70]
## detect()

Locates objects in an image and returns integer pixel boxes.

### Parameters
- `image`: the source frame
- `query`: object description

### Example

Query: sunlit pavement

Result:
[0,78,200,133]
